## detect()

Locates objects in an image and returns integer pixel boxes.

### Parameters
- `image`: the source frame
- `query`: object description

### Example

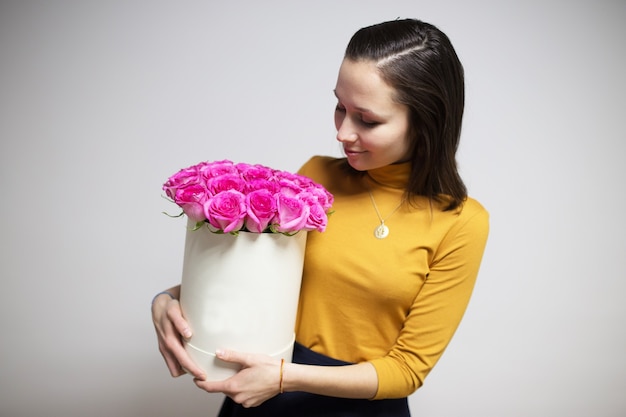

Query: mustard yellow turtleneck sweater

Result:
[295,156,489,399]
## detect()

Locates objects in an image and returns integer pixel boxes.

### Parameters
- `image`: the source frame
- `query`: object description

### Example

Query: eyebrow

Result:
[333,90,375,114]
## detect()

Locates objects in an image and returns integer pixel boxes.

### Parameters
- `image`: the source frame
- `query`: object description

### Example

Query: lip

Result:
[343,148,365,156]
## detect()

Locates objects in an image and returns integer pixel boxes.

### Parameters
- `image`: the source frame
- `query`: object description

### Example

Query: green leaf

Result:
[162,211,184,218]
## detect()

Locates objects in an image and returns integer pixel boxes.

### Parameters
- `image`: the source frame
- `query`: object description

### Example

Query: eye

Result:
[360,118,380,127]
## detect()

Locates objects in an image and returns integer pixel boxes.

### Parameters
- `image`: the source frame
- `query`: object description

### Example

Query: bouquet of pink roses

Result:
[163,159,332,379]
[163,160,333,234]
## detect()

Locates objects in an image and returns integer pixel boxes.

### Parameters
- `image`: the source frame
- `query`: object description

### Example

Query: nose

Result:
[335,117,358,143]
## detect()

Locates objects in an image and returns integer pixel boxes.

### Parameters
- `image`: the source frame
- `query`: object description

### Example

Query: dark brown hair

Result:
[345,19,467,210]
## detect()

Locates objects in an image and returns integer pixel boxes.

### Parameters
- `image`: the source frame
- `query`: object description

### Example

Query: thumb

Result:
[215,349,250,366]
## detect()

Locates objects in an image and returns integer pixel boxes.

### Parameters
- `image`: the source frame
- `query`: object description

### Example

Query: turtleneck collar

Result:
[365,162,411,189]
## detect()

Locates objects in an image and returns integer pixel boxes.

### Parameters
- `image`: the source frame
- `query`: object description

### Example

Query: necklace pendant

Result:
[374,223,389,239]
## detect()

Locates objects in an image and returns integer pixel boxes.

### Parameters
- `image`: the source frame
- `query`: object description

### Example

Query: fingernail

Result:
[215,349,224,357]
[182,328,192,338]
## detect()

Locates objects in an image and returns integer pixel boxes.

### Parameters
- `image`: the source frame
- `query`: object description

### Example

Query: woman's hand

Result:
[151,290,206,380]
[194,349,282,408]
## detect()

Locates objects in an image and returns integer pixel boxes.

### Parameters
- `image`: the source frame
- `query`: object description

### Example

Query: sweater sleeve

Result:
[369,202,489,399]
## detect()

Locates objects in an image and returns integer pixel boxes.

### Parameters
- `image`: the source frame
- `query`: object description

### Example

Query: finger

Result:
[163,337,206,380]
[159,341,187,377]
[166,301,193,339]
[215,349,251,367]
[157,315,205,379]
[193,377,227,394]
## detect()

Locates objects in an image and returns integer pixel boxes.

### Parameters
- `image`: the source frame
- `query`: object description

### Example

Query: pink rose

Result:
[246,178,280,194]
[306,185,334,211]
[299,193,328,232]
[273,194,309,233]
[245,189,277,233]
[174,183,209,222]
[203,190,247,233]
[199,159,238,179]
[236,163,275,182]
[278,170,305,183]
[276,177,304,198]
[163,166,201,200]
[206,173,246,194]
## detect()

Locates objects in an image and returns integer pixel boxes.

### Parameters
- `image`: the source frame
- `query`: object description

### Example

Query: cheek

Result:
[396,133,414,161]
[401,138,412,158]
[393,121,412,153]
[377,129,412,158]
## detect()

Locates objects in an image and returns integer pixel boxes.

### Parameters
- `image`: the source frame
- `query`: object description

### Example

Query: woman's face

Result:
[334,59,412,171]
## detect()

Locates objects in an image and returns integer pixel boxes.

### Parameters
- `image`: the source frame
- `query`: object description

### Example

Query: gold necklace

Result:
[367,189,406,239]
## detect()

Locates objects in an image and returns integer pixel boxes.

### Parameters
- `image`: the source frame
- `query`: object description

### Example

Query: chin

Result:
[345,156,369,172]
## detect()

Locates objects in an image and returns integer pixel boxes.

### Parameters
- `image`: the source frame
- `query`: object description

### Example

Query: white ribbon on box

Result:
[179,220,307,381]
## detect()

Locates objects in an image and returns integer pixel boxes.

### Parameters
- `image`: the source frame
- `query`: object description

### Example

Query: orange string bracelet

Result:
[279,358,285,394]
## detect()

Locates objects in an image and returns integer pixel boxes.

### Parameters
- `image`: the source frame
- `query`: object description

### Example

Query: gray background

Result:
[1,0,624,416]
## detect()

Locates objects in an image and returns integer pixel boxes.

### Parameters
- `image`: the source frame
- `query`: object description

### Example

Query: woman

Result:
[152,18,489,416]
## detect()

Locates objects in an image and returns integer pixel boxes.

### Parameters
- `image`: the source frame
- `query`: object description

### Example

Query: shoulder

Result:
[298,155,345,173]
[427,196,489,264]
[297,156,349,184]
[429,195,488,224]
[459,197,488,219]
[427,195,489,241]
[451,196,489,237]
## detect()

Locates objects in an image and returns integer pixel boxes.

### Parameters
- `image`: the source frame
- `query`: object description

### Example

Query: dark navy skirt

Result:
[217,342,410,417]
